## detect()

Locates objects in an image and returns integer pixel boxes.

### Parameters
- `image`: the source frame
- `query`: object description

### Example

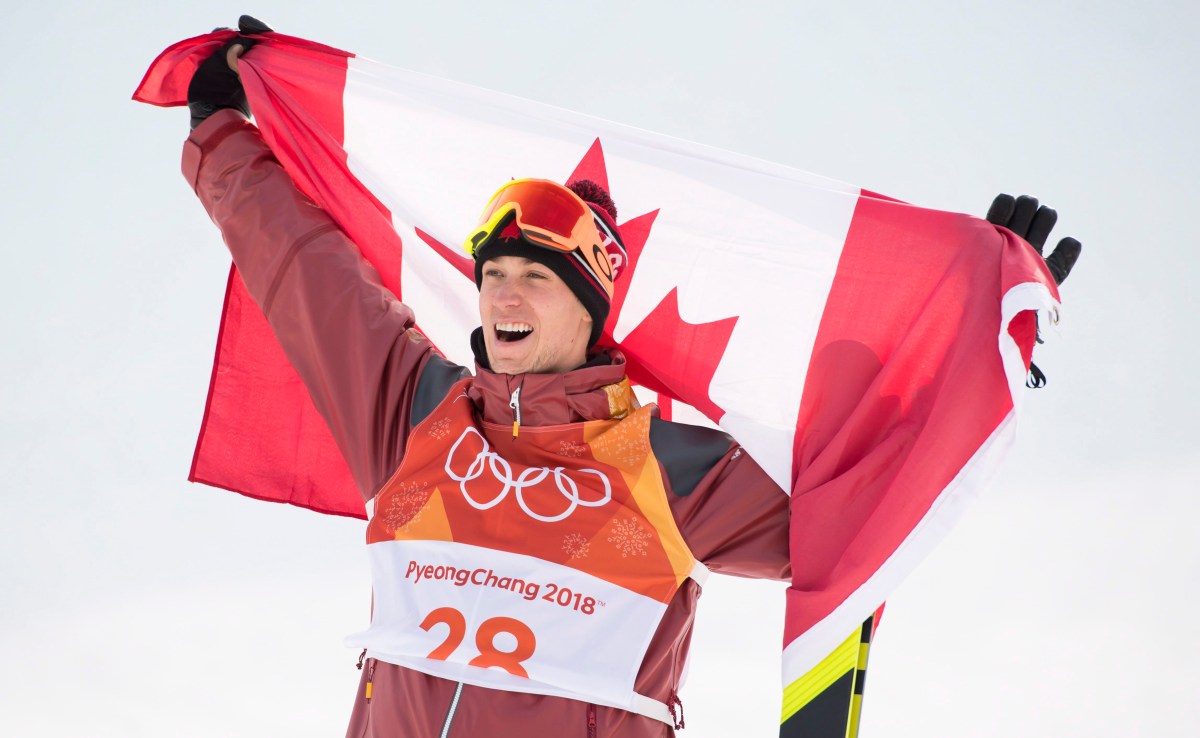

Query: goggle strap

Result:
[592,210,627,262]
[568,249,606,293]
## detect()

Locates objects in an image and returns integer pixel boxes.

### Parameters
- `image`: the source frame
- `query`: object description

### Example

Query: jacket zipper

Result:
[587,703,597,738]
[439,682,465,738]
[509,386,522,439]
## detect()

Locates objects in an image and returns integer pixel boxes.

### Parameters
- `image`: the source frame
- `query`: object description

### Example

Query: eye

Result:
[483,267,504,278]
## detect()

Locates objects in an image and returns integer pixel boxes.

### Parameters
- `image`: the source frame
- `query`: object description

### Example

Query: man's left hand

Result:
[985,193,1082,285]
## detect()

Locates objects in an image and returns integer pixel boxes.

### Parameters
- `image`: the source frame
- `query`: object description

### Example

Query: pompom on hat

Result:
[467,178,627,346]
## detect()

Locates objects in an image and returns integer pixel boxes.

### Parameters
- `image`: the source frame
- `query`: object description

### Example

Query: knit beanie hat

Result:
[471,179,626,347]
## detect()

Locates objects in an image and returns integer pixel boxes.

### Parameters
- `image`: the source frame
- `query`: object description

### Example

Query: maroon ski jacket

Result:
[184,109,791,737]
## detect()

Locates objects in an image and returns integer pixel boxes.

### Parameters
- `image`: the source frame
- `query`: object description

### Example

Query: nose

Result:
[491,276,523,308]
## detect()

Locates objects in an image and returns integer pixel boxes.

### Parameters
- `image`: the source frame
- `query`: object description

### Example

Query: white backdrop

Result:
[2,2,1196,736]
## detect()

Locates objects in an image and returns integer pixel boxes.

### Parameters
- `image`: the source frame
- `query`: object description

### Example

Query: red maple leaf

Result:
[608,288,739,423]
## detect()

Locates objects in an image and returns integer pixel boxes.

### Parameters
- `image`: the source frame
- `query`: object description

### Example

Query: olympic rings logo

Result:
[445,428,612,522]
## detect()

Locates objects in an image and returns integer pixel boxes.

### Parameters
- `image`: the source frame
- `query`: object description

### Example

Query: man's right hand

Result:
[186,15,273,130]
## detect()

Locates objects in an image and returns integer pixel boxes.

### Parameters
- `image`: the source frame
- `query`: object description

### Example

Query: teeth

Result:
[496,322,533,333]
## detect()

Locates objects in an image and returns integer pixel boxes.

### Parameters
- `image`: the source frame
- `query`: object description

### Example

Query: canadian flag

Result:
[136,30,1060,709]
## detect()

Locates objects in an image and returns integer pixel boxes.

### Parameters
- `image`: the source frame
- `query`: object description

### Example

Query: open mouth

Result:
[495,321,534,343]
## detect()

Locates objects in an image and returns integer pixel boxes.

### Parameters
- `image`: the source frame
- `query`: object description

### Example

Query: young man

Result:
[180,20,1080,738]
[185,27,791,738]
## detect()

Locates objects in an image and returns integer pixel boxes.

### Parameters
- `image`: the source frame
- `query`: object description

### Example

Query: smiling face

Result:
[478,255,593,375]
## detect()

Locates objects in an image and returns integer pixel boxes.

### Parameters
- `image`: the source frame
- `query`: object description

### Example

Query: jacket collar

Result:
[467,349,637,427]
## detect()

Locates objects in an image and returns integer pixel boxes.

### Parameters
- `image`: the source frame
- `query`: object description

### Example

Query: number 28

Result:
[419,607,537,678]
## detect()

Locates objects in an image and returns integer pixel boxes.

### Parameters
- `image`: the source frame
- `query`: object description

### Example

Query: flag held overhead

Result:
[136,30,1062,732]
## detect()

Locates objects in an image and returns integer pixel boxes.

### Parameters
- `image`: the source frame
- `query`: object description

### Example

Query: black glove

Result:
[985,194,1082,388]
[187,15,274,130]
[985,194,1082,285]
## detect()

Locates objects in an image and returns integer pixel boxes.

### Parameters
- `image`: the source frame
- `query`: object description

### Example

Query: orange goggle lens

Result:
[466,179,595,255]
[465,179,616,297]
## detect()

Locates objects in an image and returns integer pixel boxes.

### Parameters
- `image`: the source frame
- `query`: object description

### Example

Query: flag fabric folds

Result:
[135,31,1060,710]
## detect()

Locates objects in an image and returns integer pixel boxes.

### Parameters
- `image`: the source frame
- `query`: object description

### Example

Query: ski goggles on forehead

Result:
[465,178,617,297]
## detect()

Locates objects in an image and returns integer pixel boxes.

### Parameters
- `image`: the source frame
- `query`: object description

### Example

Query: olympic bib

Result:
[346,380,703,723]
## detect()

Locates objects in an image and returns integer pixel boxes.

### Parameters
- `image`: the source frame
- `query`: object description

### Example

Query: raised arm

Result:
[183,101,464,503]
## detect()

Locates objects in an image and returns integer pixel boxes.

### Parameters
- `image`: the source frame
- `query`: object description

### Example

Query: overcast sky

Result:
[3,2,1197,736]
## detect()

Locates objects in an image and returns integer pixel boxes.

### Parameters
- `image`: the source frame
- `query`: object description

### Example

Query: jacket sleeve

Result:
[182,109,463,501]
[653,419,791,580]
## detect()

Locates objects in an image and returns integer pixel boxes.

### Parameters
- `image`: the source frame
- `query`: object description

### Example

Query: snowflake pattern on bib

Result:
[607,517,651,558]
[381,480,432,532]
[427,417,453,440]
[562,532,591,559]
